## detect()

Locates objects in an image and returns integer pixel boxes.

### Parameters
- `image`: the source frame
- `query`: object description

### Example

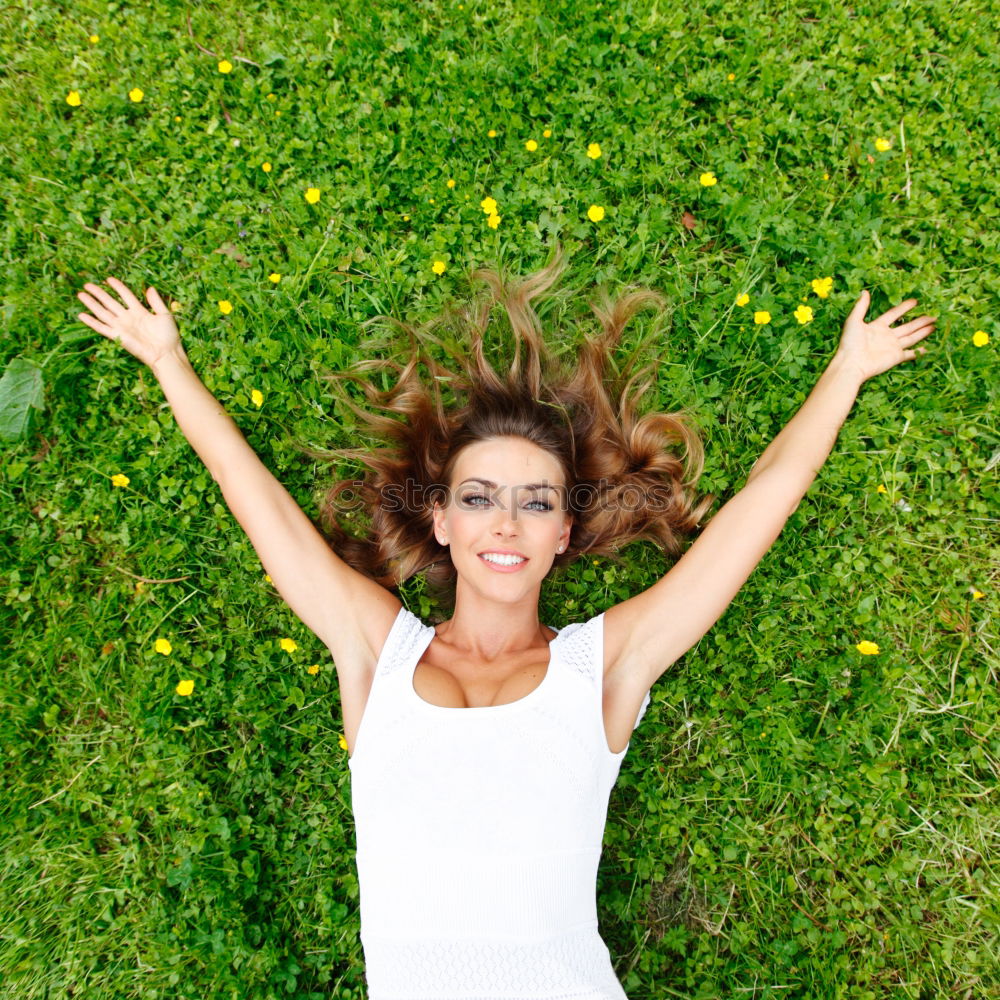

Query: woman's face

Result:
[432,436,572,601]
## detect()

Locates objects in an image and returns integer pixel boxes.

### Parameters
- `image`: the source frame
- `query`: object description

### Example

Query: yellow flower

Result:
[972,590,985,600]
[587,204,605,222]
[735,293,750,307]
[525,139,538,151]
[264,573,272,582]
[169,300,182,312]
[875,137,891,152]
[543,129,552,138]
[480,196,497,214]
[727,72,735,81]
[261,161,272,173]
[823,172,830,180]
[402,214,410,221]
[89,34,99,43]
[446,178,456,188]
[428,198,435,204]
[66,91,82,107]
[431,260,446,274]
[280,637,298,652]
[811,276,833,298]
[700,171,718,186]
[174,115,181,122]
[128,88,144,103]
[794,304,814,324]
[877,484,887,494]
[338,733,348,750]
[176,679,194,696]
[487,212,501,229]
[267,92,277,101]
[307,664,320,675]
[305,187,321,204]
[753,311,771,325]
[587,142,602,159]
[218,59,233,74]
[487,129,497,138]
[155,638,172,655]
[972,330,989,347]
[855,640,880,655]
[251,389,263,408]
[218,300,233,315]
[268,272,281,284]
[111,473,130,487]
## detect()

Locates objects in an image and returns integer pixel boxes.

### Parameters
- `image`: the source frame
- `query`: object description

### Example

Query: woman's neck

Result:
[435,580,552,662]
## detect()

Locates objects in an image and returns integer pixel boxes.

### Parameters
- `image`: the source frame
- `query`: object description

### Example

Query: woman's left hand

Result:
[835,290,936,383]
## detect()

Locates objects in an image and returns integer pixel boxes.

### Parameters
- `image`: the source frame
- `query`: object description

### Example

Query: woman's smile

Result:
[478,550,529,571]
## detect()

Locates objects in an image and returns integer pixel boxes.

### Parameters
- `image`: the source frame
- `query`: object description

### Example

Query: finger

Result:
[146,286,169,314]
[82,282,125,316]
[892,314,937,337]
[847,289,870,324]
[899,324,935,349]
[106,276,143,310]
[878,298,919,326]
[78,291,118,325]
[77,312,115,338]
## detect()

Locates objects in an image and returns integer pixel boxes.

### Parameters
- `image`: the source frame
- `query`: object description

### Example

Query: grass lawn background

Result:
[1,1,997,998]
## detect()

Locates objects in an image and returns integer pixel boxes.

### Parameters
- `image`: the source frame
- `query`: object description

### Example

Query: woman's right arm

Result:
[77,278,401,677]
[151,345,264,486]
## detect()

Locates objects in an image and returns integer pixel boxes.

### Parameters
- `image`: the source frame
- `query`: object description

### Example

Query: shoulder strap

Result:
[375,606,432,677]
[553,613,604,689]
[556,612,652,736]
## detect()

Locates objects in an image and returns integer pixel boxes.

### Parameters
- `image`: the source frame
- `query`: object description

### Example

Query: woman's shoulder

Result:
[551,611,605,681]
[374,604,434,675]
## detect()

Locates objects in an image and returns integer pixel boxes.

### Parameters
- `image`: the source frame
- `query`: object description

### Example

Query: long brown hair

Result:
[299,243,714,598]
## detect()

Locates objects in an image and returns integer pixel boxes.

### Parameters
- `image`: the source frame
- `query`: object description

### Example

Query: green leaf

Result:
[0,357,45,441]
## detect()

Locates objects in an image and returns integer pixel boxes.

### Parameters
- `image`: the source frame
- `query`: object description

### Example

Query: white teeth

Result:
[481,553,525,566]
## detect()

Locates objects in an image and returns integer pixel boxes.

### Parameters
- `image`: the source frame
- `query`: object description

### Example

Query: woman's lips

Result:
[478,554,529,573]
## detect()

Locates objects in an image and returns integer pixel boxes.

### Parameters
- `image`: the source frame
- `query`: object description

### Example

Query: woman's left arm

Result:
[603,292,936,692]
[744,290,937,493]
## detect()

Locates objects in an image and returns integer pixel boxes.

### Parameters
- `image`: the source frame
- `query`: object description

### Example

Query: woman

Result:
[76,246,934,999]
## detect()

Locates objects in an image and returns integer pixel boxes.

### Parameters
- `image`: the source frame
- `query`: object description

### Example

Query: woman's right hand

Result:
[77,277,182,370]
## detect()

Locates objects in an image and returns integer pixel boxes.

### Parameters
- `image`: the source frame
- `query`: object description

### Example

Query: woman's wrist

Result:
[151,344,191,381]
[826,350,868,391]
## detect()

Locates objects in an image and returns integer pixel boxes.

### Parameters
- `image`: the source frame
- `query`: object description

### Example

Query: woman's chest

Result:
[412,648,550,709]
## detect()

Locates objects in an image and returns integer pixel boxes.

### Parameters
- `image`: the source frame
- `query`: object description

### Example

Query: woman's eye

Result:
[460,494,551,511]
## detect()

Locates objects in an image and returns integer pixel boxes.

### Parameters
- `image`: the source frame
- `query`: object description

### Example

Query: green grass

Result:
[2,0,997,998]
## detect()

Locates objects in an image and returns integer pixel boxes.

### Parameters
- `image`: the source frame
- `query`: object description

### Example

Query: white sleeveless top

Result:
[348,605,651,1000]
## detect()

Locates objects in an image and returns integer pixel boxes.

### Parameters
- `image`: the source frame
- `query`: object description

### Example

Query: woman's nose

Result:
[491,493,519,534]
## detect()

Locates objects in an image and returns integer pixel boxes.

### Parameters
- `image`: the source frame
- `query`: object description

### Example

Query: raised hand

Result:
[77,277,181,370]
[835,290,936,383]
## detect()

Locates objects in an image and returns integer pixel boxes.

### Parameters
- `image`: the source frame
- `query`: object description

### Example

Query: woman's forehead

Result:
[451,437,566,485]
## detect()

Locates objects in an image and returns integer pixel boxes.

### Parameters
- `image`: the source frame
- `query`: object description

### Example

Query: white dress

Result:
[348,606,652,1000]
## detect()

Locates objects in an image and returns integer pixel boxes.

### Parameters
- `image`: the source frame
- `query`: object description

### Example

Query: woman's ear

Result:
[558,515,573,552]
[432,501,448,545]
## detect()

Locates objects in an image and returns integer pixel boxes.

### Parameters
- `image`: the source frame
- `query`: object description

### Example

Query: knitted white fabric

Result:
[348,606,651,1000]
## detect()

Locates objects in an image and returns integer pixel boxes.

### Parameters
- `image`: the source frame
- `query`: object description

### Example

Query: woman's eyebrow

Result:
[459,477,560,491]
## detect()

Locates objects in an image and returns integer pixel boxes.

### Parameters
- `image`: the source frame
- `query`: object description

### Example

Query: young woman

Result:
[76,246,934,999]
